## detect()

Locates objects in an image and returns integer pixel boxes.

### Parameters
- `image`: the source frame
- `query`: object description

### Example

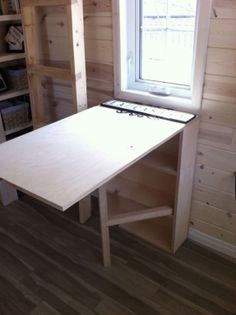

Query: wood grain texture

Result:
[203,74,236,104]
[0,194,235,315]
[201,99,236,128]
[195,163,235,195]
[191,200,236,233]
[22,1,87,126]
[190,218,236,246]
[206,48,236,77]
[212,0,236,19]
[193,184,236,214]
[37,0,113,110]
[84,15,112,40]
[198,122,234,151]
[83,0,113,106]
[83,0,112,14]
[191,0,236,246]
[85,39,113,65]
[209,19,236,49]
[196,143,236,172]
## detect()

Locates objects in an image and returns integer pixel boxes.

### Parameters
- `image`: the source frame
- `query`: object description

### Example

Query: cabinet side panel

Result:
[172,119,200,252]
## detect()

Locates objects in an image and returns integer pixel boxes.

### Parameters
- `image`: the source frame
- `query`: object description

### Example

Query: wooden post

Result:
[67,0,87,113]
[79,195,92,224]
[99,185,111,267]
[21,4,44,128]
[0,180,18,206]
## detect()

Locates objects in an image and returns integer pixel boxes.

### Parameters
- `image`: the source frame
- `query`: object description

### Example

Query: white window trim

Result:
[112,0,212,114]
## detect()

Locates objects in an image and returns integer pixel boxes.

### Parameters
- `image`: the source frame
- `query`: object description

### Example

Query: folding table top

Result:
[0,106,185,210]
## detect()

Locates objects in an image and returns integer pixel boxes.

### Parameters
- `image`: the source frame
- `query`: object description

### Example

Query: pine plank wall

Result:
[40,0,236,251]
[191,0,236,249]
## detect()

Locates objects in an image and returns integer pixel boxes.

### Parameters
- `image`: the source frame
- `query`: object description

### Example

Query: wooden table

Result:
[0,106,197,266]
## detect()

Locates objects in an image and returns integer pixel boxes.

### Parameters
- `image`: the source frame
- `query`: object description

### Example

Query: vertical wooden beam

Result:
[0,180,18,206]
[79,195,92,224]
[172,119,200,252]
[21,5,45,128]
[99,185,111,267]
[28,74,45,128]
[66,0,87,113]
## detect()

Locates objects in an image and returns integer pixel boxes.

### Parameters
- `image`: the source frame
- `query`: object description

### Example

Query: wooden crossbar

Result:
[21,0,76,7]
[107,206,173,226]
[29,65,75,81]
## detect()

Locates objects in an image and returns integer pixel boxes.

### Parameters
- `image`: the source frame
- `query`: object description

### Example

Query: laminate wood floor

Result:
[0,195,235,315]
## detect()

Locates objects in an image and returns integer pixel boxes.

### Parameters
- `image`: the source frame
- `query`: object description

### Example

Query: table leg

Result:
[99,185,111,267]
[79,195,92,224]
[0,180,18,206]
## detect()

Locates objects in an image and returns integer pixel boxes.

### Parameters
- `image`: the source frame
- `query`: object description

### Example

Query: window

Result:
[113,0,212,113]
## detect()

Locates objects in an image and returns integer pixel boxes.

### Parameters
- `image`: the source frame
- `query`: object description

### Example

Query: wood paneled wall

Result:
[41,0,235,248]
[83,0,236,248]
[191,0,236,247]
[83,0,114,106]
[36,0,113,123]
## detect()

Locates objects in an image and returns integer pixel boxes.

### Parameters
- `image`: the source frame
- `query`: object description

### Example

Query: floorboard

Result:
[0,195,235,315]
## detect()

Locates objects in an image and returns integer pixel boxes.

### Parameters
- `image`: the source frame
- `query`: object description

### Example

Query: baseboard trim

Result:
[188,228,236,258]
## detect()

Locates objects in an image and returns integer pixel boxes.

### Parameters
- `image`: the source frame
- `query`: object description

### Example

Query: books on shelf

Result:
[0,0,20,14]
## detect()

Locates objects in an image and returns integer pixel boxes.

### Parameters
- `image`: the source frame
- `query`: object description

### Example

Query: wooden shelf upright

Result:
[21,0,87,128]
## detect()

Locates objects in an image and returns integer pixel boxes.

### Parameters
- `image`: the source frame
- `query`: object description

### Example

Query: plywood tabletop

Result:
[0,106,185,210]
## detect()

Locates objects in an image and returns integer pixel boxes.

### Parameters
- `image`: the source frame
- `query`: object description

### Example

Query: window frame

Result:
[112,0,212,114]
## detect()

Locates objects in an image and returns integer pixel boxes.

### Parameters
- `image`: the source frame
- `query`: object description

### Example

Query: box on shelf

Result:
[0,101,30,131]
[5,25,24,52]
[0,100,12,110]
[6,66,28,90]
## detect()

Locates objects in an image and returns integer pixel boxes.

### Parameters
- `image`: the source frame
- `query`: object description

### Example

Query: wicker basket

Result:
[7,67,28,90]
[1,102,30,131]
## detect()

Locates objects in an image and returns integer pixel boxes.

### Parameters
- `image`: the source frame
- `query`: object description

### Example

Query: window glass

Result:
[113,0,212,112]
[139,0,197,87]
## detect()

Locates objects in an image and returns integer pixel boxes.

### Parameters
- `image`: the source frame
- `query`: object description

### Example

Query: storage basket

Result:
[1,102,30,131]
[7,67,28,90]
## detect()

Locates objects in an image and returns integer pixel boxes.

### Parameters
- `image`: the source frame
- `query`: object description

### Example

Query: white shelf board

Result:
[0,88,29,102]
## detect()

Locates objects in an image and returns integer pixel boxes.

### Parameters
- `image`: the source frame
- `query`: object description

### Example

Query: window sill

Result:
[115,88,197,114]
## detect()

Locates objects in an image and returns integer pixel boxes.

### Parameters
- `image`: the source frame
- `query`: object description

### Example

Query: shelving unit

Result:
[0,14,22,22]
[0,12,32,143]
[21,0,87,128]
[99,119,199,265]
[0,52,25,62]
[106,151,176,252]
